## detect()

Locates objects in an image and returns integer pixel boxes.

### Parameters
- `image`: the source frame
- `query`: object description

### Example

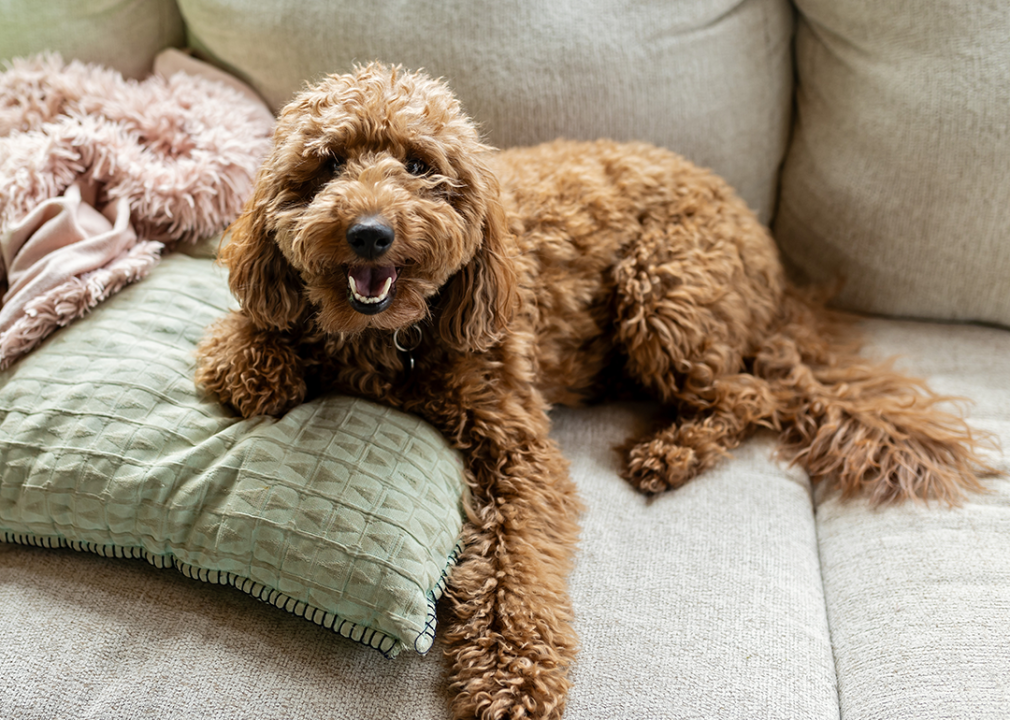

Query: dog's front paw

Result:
[195,311,307,418]
[448,616,573,720]
[446,515,578,720]
[450,650,570,720]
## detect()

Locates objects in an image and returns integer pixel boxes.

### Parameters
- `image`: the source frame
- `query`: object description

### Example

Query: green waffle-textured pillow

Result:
[0,245,466,658]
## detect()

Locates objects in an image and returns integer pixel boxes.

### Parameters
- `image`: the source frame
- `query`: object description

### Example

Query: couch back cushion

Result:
[775,0,1010,326]
[177,0,794,223]
[0,0,185,79]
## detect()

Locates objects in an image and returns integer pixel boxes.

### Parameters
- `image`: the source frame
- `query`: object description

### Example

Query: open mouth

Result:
[346,264,398,315]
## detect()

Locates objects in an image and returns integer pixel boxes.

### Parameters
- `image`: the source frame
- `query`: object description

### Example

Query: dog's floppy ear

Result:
[437,179,518,353]
[219,190,306,332]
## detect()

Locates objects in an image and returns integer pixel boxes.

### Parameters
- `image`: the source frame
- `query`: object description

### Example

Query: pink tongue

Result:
[349,265,397,297]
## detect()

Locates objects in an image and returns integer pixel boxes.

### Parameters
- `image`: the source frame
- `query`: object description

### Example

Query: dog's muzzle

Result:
[344,217,398,315]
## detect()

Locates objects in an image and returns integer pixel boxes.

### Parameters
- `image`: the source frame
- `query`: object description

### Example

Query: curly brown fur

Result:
[195,63,999,719]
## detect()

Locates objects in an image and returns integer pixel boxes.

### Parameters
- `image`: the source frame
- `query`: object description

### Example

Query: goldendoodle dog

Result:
[196,63,993,720]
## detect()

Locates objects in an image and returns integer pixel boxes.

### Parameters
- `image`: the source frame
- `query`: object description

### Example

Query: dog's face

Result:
[224,63,514,348]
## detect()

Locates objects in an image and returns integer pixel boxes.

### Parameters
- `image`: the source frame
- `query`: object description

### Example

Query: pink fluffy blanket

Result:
[0,52,274,369]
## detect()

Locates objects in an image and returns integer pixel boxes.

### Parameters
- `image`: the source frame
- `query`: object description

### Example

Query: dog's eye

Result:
[405,156,430,176]
[286,155,344,207]
[325,155,346,175]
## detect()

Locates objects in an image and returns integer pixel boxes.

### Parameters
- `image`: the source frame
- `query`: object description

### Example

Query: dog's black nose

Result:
[346,218,395,259]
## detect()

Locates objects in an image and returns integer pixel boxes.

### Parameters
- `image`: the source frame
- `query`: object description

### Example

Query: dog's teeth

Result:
[348,273,393,304]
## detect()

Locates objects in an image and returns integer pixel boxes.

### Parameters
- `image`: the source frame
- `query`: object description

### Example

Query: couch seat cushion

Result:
[816,319,1010,720]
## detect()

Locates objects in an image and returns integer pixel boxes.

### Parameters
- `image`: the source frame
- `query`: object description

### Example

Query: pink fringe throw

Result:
[0,52,274,369]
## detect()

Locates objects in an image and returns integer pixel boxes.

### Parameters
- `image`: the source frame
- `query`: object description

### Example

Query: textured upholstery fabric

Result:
[0,249,466,658]
[557,409,838,720]
[0,0,185,79]
[176,0,794,223]
[816,319,1010,720]
[0,543,455,720]
[774,0,1010,326]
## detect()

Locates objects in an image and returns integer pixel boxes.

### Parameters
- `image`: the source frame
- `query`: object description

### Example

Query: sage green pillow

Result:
[0,246,466,658]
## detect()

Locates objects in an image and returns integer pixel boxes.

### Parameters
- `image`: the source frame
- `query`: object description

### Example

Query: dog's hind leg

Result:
[610,181,996,503]
[622,372,778,493]
[616,244,996,503]
[611,209,784,494]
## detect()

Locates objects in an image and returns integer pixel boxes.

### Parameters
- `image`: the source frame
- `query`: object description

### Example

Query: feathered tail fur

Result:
[757,292,998,504]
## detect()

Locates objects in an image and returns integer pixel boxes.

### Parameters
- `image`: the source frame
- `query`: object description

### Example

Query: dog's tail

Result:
[755,291,1000,504]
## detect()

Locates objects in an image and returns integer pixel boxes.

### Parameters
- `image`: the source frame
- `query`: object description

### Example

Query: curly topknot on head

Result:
[221,62,516,348]
[287,63,485,161]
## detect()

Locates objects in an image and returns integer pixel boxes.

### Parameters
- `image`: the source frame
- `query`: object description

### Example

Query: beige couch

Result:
[1,1,1008,718]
